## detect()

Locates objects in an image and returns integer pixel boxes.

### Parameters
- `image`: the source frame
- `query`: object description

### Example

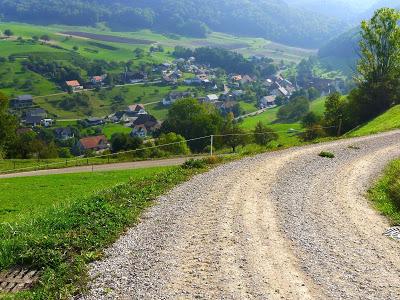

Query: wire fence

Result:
[0,126,336,175]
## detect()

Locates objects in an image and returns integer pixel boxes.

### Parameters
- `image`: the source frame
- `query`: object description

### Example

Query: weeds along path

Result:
[81,130,400,300]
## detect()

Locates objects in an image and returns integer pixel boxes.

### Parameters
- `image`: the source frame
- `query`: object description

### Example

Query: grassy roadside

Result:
[369,159,400,225]
[0,159,219,299]
[0,167,171,223]
[348,105,400,137]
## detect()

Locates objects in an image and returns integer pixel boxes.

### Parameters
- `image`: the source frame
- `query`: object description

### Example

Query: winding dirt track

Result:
[82,131,400,300]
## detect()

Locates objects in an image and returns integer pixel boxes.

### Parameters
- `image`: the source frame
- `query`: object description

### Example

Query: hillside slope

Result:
[0,0,346,48]
[349,105,400,137]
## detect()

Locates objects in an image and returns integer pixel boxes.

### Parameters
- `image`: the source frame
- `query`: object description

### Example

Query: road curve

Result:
[81,131,400,300]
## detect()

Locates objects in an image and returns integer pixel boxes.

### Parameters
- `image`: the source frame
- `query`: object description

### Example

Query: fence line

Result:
[0,126,336,175]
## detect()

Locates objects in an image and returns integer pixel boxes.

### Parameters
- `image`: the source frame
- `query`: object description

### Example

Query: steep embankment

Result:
[81,130,400,299]
[349,105,400,137]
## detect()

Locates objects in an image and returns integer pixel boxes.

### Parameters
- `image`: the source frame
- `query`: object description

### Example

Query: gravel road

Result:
[0,157,197,179]
[80,131,400,300]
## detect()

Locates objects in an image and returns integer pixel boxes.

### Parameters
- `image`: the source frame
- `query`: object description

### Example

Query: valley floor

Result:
[81,130,400,299]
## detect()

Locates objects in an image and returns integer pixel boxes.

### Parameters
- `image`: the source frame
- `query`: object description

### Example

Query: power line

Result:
[0,126,336,175]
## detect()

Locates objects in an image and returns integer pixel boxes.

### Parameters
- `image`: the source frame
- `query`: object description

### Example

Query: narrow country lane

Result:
[81,131,400,300]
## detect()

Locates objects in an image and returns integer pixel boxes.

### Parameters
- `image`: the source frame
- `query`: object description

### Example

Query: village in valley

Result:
[6,43,346,157]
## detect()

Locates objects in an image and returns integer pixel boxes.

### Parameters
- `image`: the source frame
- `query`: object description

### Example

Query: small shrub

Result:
[203,155,222,165]
[319,151,335,158]
[182,158,206,169]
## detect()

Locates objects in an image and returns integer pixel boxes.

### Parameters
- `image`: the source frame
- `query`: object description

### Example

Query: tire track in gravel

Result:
[80,130,400,300]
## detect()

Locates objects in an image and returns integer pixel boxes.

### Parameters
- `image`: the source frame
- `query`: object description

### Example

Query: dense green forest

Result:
[0,0,345,47]
[318,27,360,60]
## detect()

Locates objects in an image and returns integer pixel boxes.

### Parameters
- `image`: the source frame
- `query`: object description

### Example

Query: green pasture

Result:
[0,167,172,223]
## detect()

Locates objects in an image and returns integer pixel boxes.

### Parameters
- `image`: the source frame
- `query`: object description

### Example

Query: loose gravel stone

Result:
[79,130,400,300]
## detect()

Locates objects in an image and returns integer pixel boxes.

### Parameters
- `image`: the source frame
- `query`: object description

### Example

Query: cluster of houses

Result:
[8,91,161,155]
[65,74,107,92]
[10,95,54,127]
[259,75,297,108]
[108,104,161,138]
[160,58,219,90]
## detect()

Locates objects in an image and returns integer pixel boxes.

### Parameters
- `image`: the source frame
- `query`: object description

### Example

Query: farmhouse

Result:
[25,115,43,127]
[10,95,33,109]
[90,75,106,85]
[131,114,160,137]
[260,95,277,108]
[65,80,83,92]
[78,135,110,152]
[128,104,146,114]
[22,108,48,127]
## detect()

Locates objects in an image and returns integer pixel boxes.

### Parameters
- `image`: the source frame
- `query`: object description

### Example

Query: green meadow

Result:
[0,167,171,223]
[0,164,203,299]
[239,97,326,146]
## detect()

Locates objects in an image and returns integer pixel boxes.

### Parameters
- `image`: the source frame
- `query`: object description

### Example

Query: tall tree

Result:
[356,8,400,120]
[161,98,223,152]
[221,113,247,153]
[0,92,18,157]
[253,122,278,146]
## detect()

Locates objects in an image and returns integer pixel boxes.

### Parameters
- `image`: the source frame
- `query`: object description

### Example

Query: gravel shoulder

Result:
[80,130,400,300]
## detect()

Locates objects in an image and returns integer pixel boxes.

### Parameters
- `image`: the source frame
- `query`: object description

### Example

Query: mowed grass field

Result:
[0,167,171,223]
[240,97,326,146]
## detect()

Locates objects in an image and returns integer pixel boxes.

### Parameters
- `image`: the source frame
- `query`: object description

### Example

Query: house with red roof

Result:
[78,135,110,152]
[90,75,107,85]
[65,80,83,92]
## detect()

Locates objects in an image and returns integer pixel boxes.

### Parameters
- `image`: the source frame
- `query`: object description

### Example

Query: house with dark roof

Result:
[132,114,158,127]
[84,117,105,127]
[10,95,33,109]
[78,135,110,152]
[21,108,46,126]
[130,115,161,138]
[25,108,47,119]
[25,115,43,127]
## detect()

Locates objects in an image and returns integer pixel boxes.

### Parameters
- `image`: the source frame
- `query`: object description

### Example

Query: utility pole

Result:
[210,135,214,156]
[337,118,343,136]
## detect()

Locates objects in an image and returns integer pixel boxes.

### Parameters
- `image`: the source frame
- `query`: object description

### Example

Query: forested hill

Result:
[318,27,360,61]
[0,0,345,48]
